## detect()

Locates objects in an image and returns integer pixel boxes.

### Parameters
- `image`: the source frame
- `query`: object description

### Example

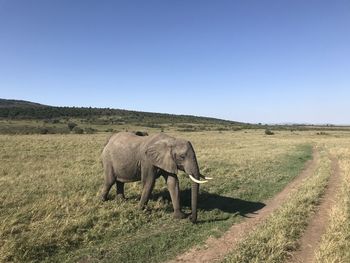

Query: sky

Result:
[0,0,349,124]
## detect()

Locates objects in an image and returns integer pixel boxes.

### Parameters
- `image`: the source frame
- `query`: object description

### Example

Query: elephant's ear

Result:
[145,140,178,174]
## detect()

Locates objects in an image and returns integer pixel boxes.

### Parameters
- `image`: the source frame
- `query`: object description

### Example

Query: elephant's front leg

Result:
[139,167,156,210]
[167,175,186,219]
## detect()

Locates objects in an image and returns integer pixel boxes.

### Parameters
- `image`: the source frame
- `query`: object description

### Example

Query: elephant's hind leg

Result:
[101,163,115,201]
[116,181,125,199]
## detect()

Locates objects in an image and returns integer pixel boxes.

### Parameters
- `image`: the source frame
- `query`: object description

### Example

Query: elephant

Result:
[100,132,211,223]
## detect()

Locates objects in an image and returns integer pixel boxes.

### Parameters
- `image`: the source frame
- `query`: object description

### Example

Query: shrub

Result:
[316,132,329,135]
[84,127,97,134]
[134,131,149,136]
[39,127,49,134]
[216,127,230,131]
[72,126,84,134]
[265,129,274,135]
[68,122,77,131]
[43,119,60,124]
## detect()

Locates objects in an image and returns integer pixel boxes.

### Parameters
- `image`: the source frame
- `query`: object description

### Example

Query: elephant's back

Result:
[105,132,142,147]
[103,132,144,157]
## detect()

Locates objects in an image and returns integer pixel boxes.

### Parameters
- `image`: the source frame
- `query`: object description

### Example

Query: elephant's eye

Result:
[177,154,185,160]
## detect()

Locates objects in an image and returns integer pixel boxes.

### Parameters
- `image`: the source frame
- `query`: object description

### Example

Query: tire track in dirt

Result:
[169,148,319,263]
[288,155,341,263]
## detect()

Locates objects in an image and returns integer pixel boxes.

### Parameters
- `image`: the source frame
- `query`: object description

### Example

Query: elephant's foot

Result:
[173,210,187,219]
[189,214,197,223]
[116,193,126,200]
[101,195,108,202]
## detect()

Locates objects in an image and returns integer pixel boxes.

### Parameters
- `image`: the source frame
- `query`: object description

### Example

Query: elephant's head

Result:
[145,136,210,223]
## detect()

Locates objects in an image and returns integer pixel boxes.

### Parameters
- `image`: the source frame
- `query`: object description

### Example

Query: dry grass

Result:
[221,132,350,263]
[223,147,332,263]
[314,143,350,262]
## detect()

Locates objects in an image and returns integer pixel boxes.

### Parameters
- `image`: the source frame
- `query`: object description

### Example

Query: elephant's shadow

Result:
[150,189,266,220]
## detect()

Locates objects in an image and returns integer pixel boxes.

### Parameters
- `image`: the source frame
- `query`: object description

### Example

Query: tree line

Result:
[0,105,238,125]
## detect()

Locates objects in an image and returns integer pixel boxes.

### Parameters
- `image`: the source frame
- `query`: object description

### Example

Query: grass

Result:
[223,147,332,263]
[314,143,350,262]
[0,130,313,262]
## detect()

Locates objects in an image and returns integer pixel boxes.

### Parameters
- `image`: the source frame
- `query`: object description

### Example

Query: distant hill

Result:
[0,98,243,126]
[0,99,47,108]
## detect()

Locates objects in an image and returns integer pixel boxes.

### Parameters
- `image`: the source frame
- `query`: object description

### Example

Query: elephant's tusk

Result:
[199,174,213,180]
[189,174,208,184]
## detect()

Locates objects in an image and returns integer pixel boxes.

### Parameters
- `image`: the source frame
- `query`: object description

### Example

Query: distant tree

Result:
[68,122,77,131]
[73,126,84,134]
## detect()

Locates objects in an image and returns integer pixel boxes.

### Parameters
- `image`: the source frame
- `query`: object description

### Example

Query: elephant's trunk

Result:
[190,176,199,223]
[186,158,201,223]
[185,142,207,223]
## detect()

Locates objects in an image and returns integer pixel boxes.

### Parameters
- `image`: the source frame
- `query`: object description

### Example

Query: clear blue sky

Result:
[0,1,349,124]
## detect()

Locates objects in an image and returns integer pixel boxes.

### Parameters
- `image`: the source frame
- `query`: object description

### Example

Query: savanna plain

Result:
[1,130,350,262]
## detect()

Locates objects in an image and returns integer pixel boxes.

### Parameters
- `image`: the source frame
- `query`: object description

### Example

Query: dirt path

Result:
[169,148,319,263]
[288,156,341,263]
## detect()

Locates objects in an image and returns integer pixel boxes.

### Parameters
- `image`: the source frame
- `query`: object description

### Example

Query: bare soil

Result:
[169,148,319,263]
[288,155,341,263]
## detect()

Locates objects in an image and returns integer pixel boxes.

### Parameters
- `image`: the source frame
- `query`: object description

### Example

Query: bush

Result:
[39,127,49,134]
[316,132,329,135]
[84,127,97,134]
[216,127,230,131]
[265,129,274,135]
[134,131,149,136]
[68,122,77,131]
[43,119,60,124]
[72,126,84,134]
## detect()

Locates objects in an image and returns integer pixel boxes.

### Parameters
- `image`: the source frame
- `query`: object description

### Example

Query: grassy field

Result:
[1,129,350,262]
[314,140,350,262]
[223,147,331,262]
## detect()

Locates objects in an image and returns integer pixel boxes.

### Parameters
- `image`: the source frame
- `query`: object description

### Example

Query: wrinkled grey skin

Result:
[101,132,201,223]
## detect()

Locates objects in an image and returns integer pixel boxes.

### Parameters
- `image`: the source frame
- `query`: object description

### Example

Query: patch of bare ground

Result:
[169,148,319,263]
[288,155,341,263]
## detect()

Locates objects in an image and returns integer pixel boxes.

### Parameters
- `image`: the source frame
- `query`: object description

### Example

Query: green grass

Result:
[0,132,312,262]
[222,148,331,263]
